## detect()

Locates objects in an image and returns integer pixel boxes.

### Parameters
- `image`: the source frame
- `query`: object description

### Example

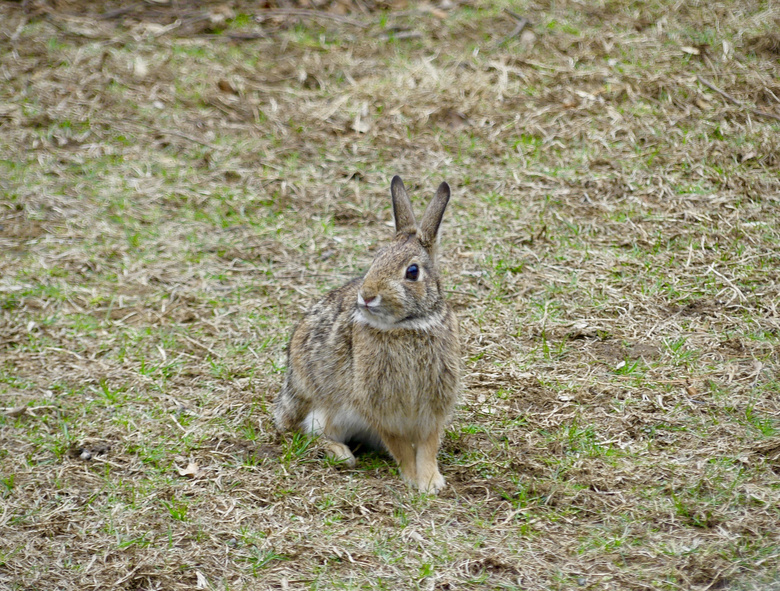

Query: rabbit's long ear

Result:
[419,182,451,251]
[391,176,417,235]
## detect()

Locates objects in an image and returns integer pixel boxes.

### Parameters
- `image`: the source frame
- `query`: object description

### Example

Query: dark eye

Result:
[405,264,419,281]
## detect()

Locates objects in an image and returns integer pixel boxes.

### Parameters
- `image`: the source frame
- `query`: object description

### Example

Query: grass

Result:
[1,0,780,590]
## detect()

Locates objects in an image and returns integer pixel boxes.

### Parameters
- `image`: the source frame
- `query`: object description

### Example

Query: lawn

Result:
[1,1,779,589]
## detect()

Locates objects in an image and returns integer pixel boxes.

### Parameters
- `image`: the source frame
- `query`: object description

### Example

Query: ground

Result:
[1,1,779,590]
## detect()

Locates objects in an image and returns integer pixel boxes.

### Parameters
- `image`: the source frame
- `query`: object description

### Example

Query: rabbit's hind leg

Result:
[302,407,363,468]
[321,438,356,468]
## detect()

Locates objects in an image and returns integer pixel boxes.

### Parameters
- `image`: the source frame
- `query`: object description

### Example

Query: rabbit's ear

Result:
[391,176,417,234]
[419,182,451,250]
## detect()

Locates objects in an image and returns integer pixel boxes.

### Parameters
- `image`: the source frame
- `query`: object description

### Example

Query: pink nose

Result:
[362,295,377,304]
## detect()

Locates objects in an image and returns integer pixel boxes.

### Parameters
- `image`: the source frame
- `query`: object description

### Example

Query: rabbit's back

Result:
[274,278,360,432]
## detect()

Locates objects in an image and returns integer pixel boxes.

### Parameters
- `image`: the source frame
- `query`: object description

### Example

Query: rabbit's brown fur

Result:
[274,176,460,493]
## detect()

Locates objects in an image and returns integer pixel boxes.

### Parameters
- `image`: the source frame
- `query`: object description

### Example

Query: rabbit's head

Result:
[355,176,452,331]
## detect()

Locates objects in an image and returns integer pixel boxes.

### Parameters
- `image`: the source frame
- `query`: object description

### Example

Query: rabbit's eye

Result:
[405,264,419,281]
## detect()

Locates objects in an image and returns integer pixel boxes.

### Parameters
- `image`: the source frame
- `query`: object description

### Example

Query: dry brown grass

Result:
[1,1,779,590]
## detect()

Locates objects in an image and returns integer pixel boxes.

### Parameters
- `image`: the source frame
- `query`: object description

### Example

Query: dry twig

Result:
[697,74,780,122]
[375,30,423,41]
[128,121,222,150]
[256,9,368,28]
[498,9,530,46]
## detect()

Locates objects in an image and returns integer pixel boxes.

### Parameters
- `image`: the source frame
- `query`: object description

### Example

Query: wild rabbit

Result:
[274,176,460,493]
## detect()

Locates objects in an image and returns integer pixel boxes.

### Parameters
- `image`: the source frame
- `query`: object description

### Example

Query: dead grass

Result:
[1,0,779,589]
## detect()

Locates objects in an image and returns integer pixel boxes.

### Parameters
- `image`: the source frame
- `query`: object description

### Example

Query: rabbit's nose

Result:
[357,292,381,307]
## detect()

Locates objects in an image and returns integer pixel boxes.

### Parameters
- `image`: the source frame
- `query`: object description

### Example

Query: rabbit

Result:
[274,175,460,493]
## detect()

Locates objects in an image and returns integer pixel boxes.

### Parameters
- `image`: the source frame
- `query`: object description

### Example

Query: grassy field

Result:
[1,1,779,589]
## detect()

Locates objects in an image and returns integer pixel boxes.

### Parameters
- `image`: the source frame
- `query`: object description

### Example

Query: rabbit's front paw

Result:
[417,470,445,494]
